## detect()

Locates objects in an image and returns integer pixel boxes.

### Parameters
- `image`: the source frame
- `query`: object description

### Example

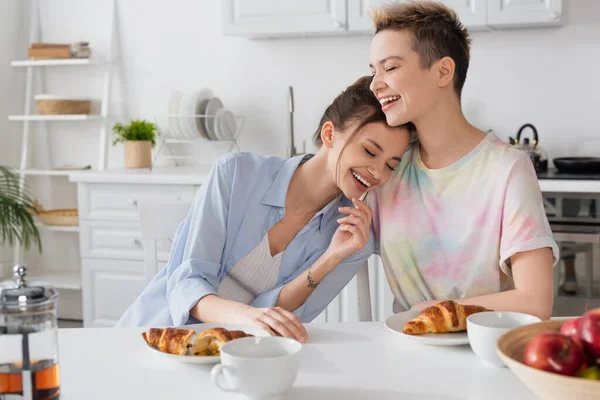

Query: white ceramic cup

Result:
[467,311,541,367]
[210,336,302,399]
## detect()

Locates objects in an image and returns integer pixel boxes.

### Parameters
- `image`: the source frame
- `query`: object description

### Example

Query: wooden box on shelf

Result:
[28,43,71,59]
[27,42,91,60]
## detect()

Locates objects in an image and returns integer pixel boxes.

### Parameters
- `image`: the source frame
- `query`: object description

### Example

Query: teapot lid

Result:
[0,265,58,313]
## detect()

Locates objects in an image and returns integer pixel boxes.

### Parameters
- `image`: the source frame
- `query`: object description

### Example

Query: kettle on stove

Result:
[508,123,548,172]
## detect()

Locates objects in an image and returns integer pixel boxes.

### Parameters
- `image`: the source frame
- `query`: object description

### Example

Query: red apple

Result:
[524,332,586,376]
[560,317,584,350]
[560,317,582,337]
[579,307,600,361]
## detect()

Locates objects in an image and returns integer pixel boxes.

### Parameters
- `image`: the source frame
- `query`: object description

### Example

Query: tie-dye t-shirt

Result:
[370,132,559,313]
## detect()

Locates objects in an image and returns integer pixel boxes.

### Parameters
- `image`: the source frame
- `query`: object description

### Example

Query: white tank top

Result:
[217,234,284,304]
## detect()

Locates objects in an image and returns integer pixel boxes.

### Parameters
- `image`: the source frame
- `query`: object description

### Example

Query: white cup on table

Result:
[210,336,303,399]
[467,311,541,367]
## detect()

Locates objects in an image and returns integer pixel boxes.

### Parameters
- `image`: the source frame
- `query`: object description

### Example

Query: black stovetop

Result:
[537,168,600,181]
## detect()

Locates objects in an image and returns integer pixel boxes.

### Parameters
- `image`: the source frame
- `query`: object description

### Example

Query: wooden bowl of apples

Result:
[496,308,600,400]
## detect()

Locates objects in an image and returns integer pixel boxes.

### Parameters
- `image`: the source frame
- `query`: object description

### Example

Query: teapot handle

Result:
[516,123,539,146]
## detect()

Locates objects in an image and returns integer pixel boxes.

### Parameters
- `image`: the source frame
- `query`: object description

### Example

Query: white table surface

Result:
[57,322,536,399]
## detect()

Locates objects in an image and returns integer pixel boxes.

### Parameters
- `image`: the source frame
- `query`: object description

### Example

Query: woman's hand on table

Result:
[240,306,308,344]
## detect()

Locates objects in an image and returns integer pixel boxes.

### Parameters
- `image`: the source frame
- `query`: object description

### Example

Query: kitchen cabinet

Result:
[346,0,387,32]
[222,0,562,38]
[221,0,348,38]
[81,258,148,328]
[347,0,488,32]
[443,0,488,29]
[487,0,563,28]
[74,178,199,328]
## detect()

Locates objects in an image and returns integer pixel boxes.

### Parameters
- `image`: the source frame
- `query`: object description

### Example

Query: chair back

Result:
[138,202,191,284]
[357,261,373,321]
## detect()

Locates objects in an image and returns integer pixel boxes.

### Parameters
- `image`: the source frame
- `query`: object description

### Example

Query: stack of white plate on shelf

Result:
[167,89,237,141]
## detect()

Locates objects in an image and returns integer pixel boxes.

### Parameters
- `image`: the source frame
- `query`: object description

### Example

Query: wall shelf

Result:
[11,58,106,67]
[9,114,103,121]
[35,222,80,233]
[8,0,116,323]
[13,169,73,176]
[29,270,82,290]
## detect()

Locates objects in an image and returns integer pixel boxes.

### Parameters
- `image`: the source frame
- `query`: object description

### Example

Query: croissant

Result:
[142,327,255,356]
[141,327,194,355]
[403,300,490,335]
[229,330,254,340]
[192,327,234,356]
[141,328,164,348]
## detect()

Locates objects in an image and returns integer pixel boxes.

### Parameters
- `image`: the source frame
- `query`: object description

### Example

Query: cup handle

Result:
[210,364,237,392]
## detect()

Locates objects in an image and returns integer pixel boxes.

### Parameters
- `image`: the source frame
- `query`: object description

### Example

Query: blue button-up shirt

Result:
[116,152,374,327]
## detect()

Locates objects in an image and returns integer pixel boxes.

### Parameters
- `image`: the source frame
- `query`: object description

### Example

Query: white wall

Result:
[465,2,600,158]
[110,0,600,162]
[0,0,27,277]
[4,0,599,170]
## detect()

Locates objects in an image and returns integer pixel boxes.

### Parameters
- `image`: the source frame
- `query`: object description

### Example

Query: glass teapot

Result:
[0,265,61,400]
[508,123,548,172]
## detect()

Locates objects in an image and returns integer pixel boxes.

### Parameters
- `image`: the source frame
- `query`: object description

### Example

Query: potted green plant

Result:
[0,166,41,253]
[112,119,159,168]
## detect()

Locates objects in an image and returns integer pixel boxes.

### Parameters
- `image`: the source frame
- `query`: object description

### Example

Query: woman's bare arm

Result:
[411,247,554,320]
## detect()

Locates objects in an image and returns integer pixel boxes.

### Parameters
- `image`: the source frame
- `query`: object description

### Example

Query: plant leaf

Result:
[111,119,160,148]
[0,166,42,252]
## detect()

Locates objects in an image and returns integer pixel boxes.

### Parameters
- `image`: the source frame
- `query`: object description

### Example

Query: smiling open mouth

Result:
[351,169,371,189]
[380,95,400,111]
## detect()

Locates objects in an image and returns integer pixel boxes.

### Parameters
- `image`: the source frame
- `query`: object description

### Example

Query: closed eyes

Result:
[364,147,396,171]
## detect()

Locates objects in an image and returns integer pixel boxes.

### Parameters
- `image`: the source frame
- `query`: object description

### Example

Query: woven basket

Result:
[35,97,91,115]
[38,209,79,226]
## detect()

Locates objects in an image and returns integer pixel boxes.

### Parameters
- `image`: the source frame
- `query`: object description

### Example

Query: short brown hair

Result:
[372,1,471,99]
[313,76,387,147]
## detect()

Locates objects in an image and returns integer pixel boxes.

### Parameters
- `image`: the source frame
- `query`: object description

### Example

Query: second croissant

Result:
[403,300,491,335]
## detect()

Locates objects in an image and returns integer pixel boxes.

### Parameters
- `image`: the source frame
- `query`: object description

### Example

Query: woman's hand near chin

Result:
[265,196,373,322]
[328,196,373,262]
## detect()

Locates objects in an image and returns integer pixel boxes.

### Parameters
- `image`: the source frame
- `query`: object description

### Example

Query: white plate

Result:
[215,108,236,141]
[193,88,213,140]
[144,323,270,364]
[204,97,223,140]
[179,90,199,139]
[177,89,213,140]
[168,90,185,139]
[384,310,470,346]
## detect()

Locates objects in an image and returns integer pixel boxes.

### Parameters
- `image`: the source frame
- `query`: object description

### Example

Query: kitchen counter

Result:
[537,169,600,194]
[69,165,212,185]
[68,165,600,192]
